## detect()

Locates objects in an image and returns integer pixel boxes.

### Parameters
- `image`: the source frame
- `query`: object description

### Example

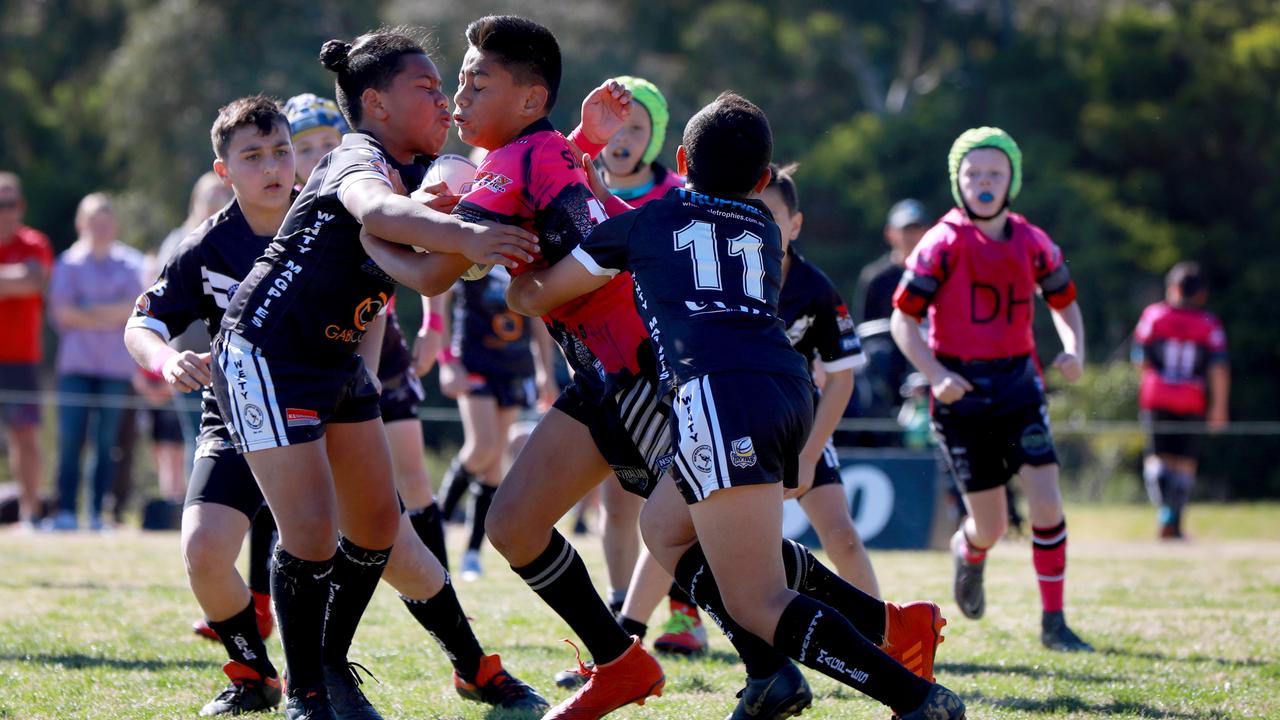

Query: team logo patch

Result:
[473,171,512,194]
[835,304,856,333]
[1020,424,1053,456]
[730,437,757,469]
[692,445,714,474]
[135,294,151,315]
[244,404,265,430]
[287,408,320,428]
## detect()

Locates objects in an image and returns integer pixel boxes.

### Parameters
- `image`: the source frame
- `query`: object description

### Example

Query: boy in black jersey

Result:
[509,93,966,720]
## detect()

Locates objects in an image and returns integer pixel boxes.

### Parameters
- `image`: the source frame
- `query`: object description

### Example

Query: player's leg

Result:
[51,374,93,529]
[600,475,644,611]
[439,390,501,522]
[244,509,277,638]
[462,404,520,580]
[799,482,881,598]
[618,549,675,644]
[1161,454,1197,538]
[385,417,448,568]
[1017,460,1091,652]
[8,420,43,527]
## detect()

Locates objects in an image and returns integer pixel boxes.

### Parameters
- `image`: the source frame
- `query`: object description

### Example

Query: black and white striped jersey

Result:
[128,199,274,446]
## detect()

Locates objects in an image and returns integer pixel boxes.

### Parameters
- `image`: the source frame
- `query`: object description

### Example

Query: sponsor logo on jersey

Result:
[135,294,152,315]
[731,436,758,469]
[835,304,856,333]
[244,404,265,430]
[286,408,320,428]
[473,171,513,194]
[1020,423,1053,456]
[692,444,714,474]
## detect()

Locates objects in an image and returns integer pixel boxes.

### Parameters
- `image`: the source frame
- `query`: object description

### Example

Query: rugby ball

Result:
[422,153,478,195]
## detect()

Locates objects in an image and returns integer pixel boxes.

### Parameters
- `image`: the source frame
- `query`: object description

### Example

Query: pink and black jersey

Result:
[453,118,649,393]
[1134,301,1227,415]
[893,208,1077,360]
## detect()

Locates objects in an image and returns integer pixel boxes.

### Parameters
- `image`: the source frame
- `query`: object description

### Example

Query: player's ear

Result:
[751,166,771,195]
[212,158,232,187]
[361,87,387,122]
[790,211,804,240]
[523,85,549,116]
[676,145,689,177]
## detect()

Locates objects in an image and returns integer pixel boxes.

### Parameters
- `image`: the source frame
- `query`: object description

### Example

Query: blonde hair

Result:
[75,192,115,232]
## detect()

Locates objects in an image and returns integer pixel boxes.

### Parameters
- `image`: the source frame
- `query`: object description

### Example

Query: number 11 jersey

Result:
[572,187,808,388]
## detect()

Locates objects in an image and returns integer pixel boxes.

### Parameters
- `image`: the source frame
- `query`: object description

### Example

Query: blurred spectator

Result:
[45,193,144,531]
[0,172,54,529]
[843,199,930,446]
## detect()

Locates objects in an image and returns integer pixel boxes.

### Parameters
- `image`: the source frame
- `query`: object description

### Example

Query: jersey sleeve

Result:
[1206,313,1229,363]
[810,284,864,373]
[892,224,952,320]
[126,239,203,343]
[527,137,608,266]
[572,211,637,278]
[319,138,395,205]
[1029,227,1077,309]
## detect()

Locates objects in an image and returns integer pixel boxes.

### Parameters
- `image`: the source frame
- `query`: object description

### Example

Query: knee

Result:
[183,525,239,579]
[484,493,525,556]
[968,516,1007,548]
[722,588,790,640]
[817,523,865,556]
[460,441,499,471]
[276,513,338,559]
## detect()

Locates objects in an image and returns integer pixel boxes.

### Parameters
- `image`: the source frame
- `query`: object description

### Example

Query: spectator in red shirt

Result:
[0,171,54,529]
[1133,262,1229,539]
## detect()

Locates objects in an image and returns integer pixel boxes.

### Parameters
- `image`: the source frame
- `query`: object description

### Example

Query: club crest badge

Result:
[730,437,757,469]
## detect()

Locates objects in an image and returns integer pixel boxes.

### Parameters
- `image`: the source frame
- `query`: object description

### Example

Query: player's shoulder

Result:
[919,209,965,248]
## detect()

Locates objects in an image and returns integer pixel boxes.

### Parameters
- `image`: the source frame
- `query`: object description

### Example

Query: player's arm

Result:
[413,290,449,377]
[124,326,210,393]
[1206,321,1230,431]
[803,368,853,458]
[359,228,478,297]
[1048,301,1086,382]
[507,251,611,317]
[341,177,537,269]
[889,309,970,403]
[570,79,633,151]
[124,245,212,391]
[355,311,386,384]
[530,320,560,410]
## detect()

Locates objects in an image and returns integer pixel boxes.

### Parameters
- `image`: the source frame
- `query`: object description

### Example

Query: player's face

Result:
[958,147,1011,216]
[380,53,452,157]
[221,122,295,211]
[292,128,342,185]
[0,184,23,240]
[760,186,800,252]
[602,106,652,177]
[454,48,533,151]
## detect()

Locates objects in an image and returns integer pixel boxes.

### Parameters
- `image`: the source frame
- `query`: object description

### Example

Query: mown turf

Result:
[0,503,1276,719]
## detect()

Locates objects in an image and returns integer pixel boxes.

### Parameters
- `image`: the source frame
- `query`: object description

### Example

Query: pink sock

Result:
[1032,520,1067,613]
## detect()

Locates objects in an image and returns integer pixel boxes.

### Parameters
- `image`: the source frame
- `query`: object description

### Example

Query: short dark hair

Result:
[1167,261,1205,297]
[765,162,800,215]
[320,27,429,126]
[465,15,561,111]
[682,92,772,198]
[210,95,289,160]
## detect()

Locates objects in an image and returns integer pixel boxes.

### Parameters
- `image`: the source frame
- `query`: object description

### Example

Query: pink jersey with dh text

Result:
[1134,301,1227,415]
[893,208,1077,360]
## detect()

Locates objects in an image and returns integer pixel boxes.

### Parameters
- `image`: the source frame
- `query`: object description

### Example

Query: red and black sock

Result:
[208,597,277,679]
[1031,520,1067,613]
[401,577,485,682]
[321,537,392,666]
[247,510,277,595]
[512,530,632,664]
[270,545,334,690]
[409,502,449,570]
[467,485,495,553]
[668,580,694,606]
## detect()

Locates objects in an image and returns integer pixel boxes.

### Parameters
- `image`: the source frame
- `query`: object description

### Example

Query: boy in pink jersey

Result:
[1133,261,1229,539]
[891,127,1093,652]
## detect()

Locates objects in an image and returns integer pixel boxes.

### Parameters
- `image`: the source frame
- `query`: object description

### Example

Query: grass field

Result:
[1,503,1277,719]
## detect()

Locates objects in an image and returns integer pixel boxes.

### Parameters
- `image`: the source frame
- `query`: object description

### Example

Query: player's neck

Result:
[239,199,287,238]
[357,125,416,165]
[606,164,655,191]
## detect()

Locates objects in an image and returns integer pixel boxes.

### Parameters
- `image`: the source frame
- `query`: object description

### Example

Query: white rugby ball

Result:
[422,153,478,195]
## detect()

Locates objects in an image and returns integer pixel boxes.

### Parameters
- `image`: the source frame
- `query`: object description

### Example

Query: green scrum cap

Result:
[616,76,669,165]
[948,126,1022,208]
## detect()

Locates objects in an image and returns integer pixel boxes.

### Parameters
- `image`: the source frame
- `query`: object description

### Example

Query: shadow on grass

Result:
[966,690,1235,719]
[1101,647,1270,669]
[938,660,1113,684]
[0,652,219,672]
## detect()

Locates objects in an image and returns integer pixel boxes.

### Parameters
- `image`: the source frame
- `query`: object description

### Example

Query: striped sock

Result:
[512,530,631,664]
[1032,520,1067,613]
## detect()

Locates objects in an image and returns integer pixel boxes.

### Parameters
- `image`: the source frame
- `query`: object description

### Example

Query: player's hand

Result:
[784,458,818,500]
[438,361,467,399]
[1052,353,1084,383]
[463,222,539,269]
[162,351,212,392]
[1207,406,1229,434]
[412,180,461,213]
[412,330,442,377]
[581,79,633,145]
[930,371,973,405]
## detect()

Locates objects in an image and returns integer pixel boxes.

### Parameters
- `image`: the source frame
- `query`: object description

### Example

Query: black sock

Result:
[401,577,485,682]
[321,537,392,666]
[512,530,632,664]
[619,615,648,640]
[467,485,495,552]
[674,544,789,679]
[271,546,334,690]
[209,598,277,679]
[781,539,886,644]
[410,503,449,570]
[668,581,693,606]
[247,510,277,595]
[774,594,930,714]
[608,589,627,616]
[439,457,475,522]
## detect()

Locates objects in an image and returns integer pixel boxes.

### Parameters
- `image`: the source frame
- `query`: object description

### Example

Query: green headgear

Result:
[948,126,1022,209]
[616,76,669,165]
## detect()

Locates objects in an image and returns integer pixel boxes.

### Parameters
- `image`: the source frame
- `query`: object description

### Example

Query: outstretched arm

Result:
[890,309,972,404]
[1048,301,1085,382]
[361,229,478,298]
[507,253,611,318]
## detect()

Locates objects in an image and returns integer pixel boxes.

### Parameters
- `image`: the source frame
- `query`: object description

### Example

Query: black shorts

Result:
[0,362,41,428]
[554,374,674,499]
[146,407,185,443]
[184,442,266,519]
[811,439,843,489]
[1142,409,1203,459]
[670,372,814,505]
[212,332,382,453]
[466,370,535,409]
[379,368,425,424]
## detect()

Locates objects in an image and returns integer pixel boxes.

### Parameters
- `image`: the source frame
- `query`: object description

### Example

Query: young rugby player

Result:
[890,126,1092,651]
[210,32,544,719]
[511,91,966,720]
[1133,261,1229,539]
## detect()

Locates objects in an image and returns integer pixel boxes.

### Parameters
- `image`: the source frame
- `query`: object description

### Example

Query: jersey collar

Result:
[517,117,555,139]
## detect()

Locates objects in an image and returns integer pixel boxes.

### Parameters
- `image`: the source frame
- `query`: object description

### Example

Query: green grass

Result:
[1,503,1278,719]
